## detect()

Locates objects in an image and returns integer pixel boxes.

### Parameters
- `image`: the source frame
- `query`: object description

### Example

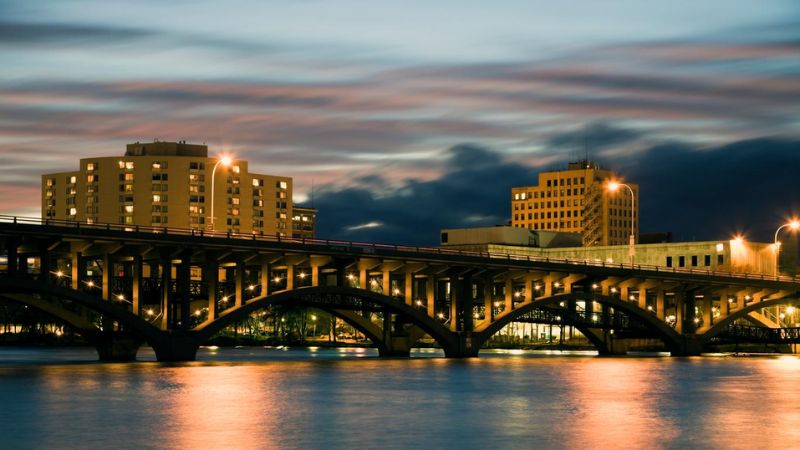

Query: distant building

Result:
[442,230,781,276]
[441,226,583,248]
[41,141,304,236]
[292,206,317,239]
[511,161,639,247]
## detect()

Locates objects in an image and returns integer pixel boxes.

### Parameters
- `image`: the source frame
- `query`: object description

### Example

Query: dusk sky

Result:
[1,1,799,244]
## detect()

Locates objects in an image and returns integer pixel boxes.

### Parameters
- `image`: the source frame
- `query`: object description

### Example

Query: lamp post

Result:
[208,155,232,231]
[773,219,800,277]
[607,180,636,265]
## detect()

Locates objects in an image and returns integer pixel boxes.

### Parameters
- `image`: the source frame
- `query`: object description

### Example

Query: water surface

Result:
[0,347,797,449]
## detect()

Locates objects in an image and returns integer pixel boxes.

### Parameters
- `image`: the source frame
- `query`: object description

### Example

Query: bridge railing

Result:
[1,214,798,284]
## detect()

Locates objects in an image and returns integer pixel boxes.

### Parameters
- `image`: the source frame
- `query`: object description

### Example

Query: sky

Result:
[1,0,799,245]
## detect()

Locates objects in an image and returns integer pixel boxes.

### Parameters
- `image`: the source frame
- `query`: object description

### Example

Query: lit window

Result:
[118,161,125,169]
[124,173,134,181]
[152,162,161,169]
[125,162,134,170]
[252,179,259,187]
[69,176,76,184]
[87,163,95,171]
[153,194,161,202]
[125,205,134,213]
[232,165,240,174]
[278,181,288,189]
[69,207,77,216]
[232,197,240,205]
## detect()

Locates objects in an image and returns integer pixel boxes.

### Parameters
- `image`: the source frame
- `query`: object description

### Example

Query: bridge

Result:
[1,216,799,361]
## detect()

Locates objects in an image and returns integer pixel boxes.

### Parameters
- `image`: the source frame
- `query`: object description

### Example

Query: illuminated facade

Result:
[292,206,317,239]
[511,161,639,246]
[41,141,297,236]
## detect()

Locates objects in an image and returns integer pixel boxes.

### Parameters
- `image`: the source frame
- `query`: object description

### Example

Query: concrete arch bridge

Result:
[1,218,798,361]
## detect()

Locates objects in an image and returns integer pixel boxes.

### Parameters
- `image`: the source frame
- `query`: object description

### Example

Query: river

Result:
[0,347,798,449]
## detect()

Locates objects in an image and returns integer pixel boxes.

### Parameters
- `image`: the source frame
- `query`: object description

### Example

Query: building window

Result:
[691,255,698,267]
[69,176,76,184]
[87,163,95,171]
[69,207,77,216]
[278,181,288,189]
[666,256,672,267]
[232,165,240,174]
[679,256,685,268]
[153,195,161,203]
[718,255,724,265]
[125,205,134,213]
[704,255,711,266]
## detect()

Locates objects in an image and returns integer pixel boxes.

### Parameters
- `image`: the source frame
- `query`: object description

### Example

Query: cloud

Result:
[547,122,642,151]
[312,137,800,245]
[0,20,152,45]
[345,221,383,231]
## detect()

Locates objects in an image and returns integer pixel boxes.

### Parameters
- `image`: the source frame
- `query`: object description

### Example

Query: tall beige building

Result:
[511,161,639,246]
[42,141,298,236]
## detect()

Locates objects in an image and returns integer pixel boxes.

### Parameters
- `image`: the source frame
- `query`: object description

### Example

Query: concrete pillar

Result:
[703,296,713,328]
[525,277,534,304]
[6,239,18,275]
[71,251,82,290]
[461,275,474,332]
[102,253,111,301]
[656,290,665,320]
[684,292,697,334]
[206,258,218,320]
[404,272,413,306]
[235,260,244,308]
[311,264,320,288]
[286,264,295,291]
[178,255,191,329]
[638,289,647,311]
[426,277,435,318]
[132,255,142,316]
[674,294,683,333]
[359,268,367,290]
[39,246,52,284]
[720,291,731,317]
[504,278,513,312]
[261,259,270,295]
[484,281,493,322]
[450,278,458,332]
[544,275,553,297]
[160,259,171,331]
[382,271,390,296]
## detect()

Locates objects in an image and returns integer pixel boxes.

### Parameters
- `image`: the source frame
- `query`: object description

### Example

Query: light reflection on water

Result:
[1,347,799,450]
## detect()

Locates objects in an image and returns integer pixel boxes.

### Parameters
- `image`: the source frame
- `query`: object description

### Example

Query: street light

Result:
[773,219,800,276]
[607,180,636,265]
[208,155,233,231]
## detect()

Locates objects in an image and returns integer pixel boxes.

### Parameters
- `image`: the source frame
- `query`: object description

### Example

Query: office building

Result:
[511,161,639,246]
[42,141,301,236]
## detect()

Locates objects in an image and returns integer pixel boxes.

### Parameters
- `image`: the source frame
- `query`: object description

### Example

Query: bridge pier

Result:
[94,333,143,362]
[443,332,480,358]
[151,334,200,362]
[672,335,703,356]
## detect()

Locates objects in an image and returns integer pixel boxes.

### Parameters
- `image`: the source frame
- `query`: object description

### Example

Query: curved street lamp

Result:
[607,180,636,265]
[208,155,233,231]
[773,219,800,276]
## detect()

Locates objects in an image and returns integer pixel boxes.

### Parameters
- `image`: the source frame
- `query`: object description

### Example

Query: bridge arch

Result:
[701,295,799,343]
[0,293,100,338]
[195,286,459,355]
[474,293,685,354]
[0,276,165,352]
